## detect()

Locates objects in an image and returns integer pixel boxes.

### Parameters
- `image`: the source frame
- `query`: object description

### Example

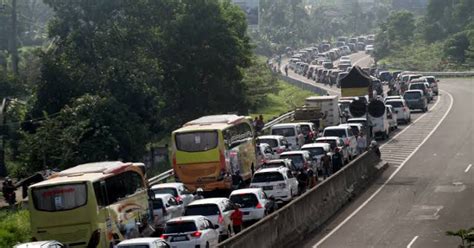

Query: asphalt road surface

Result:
[301,78,473,248]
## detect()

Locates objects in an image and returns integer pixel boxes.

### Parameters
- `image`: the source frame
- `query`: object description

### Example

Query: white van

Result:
[270,123,302,150]
[322,125,358,158]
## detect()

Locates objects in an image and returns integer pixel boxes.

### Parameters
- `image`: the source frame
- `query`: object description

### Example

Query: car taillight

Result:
[218,214,224,224]
[256,202,263,209]
[276,148,284,154]
[278,183,286,189]
[161,234,169,239]
[175,196,182,202]
[191,231,202,237]
[87,229,101,248]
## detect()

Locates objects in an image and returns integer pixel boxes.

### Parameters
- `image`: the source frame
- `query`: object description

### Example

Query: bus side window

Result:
[93,181,106,207]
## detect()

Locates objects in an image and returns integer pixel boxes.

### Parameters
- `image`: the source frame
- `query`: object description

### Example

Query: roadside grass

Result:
[251,80,314,122]
[0,209,31,247]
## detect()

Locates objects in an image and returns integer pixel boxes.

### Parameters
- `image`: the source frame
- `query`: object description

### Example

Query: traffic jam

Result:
[16,36,440,248]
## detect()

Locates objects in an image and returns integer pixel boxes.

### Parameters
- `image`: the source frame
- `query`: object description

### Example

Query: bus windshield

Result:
[175,131,218,152]
[32,183,87,211]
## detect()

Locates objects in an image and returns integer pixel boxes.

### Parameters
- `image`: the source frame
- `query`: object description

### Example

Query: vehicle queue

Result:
[18,36,441,248]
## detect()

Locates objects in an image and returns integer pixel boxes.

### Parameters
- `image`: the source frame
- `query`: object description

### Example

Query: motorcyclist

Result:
[370,140,381,158]
[194,188,204,200]
[4,178,16,206]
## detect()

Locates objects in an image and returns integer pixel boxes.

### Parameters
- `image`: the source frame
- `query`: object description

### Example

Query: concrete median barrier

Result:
[218,150,387,248]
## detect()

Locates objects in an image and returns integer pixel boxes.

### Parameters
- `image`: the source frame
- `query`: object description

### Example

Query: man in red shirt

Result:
[230,205,243,234]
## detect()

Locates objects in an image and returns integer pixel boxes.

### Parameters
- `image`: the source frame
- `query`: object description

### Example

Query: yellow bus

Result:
[171,115,257,192]
[28,161,153,248]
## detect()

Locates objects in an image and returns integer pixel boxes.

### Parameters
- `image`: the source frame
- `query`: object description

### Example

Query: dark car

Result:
[403,90,428,112]
[322,61,333,69]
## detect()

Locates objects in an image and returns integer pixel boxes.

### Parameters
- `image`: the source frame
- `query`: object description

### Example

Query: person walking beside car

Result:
[357,133,367,155]
[285,64,289,76]
[332,148,344,172]
[297,169,308,195]
[230,205,243,234]
[321,153,332,179]
[307,166,317,188]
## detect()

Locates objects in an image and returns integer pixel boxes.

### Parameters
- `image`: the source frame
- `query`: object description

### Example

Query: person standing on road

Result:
[321,153,332,179]
[231,205,243,234]
[284,64,289,76]
[297,131,305,149]
[332,148,344,172]
[357,133,367,155]
[297,169,308,195]
[307,166,316,188]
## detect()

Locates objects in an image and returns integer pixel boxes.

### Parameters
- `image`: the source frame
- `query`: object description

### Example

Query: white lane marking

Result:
[407,236,419,248]
[379,92,441,150]
[353,54,372,66]
[465,164,472,173]
[313,90,453,248]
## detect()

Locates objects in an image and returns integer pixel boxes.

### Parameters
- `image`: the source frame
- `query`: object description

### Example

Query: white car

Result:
[385,99,411,123]
[118,238,170,248]
[161,216,219,248]
[256,135,290,154]
[229,188,276,222]
[322,126,358,157]
[340,123,364,138]
[150,183,195,207]
[315,136,350,163]
[184,198,235,239]
[152,193,185,229]
[261,159,294,170]
[256,143,279,167]
[421,76,439,95]
[301,143,332,171]
[270,123,302,150]
[384,95,403,102]
[250,167,298,203]
[14,241,64,248]
[279,150,313,170]
[385,105,398,131]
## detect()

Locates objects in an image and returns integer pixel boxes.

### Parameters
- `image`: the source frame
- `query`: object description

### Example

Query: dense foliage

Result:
[375,0,474,70]
[0,210,31,247]
[13,0,253,172]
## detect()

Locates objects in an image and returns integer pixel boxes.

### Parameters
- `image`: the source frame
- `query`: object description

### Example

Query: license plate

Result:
[263,186,273,190]
[243,212,250,215]
[172,236,187,242]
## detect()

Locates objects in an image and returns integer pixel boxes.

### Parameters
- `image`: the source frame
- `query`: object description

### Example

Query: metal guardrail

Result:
[147,111,295,185]
[148,169,174,186]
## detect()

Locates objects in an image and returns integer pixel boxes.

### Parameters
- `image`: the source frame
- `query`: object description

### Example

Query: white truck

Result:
[302,95,341,129]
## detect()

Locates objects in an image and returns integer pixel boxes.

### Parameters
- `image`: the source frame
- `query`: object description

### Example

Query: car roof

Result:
[154,193,174,199]
[340,123,362,128]
[118,238,166,246]
[316,136,341,141]
[301,143,330,149]
[150,182,183,189]
[14,241,62,248]
[230,188,262,195]
[187,197,227,206]
[271,123,299,128]
[265,159,291,164]
[405,89,424,94]
[168,215,206,223]
[348,117,367,121]
[324,126,349,130]
[255,167,287,173]
[385,99,404,102]
[257,135,285,140]
[280,151,310,156]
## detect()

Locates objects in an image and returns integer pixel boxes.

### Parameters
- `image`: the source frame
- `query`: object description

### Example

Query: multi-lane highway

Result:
[281,51,473,247]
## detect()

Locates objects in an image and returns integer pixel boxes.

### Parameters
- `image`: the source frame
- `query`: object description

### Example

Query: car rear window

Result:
[279,154,304,167]
[252,172,285,183]
[175,131,218,152]
[404,92,421,99]
[257,138,278,148]
[386,101,403,108]
[164,221,197,234]
[410,84,425,90]
[230,193,259,208]
[425,77,435,83]
[152,188,178,197]
[302,147,325,157]
[263,162,285,168]
[185,204,220,216]
[300,125,311,134]
[271,128,295,137]
[316,140,337,149]
[32,183,87,211]
[323,129,347,138]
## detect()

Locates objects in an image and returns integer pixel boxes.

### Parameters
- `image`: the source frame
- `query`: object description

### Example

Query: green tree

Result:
[374,11,415,61]
[444,31,470,63]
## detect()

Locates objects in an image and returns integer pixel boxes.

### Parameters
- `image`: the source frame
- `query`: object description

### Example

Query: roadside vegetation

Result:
[0,210,31,247]
[375,0,474,71]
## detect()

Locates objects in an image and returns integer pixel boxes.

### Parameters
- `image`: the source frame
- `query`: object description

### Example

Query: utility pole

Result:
[10,0,19,76]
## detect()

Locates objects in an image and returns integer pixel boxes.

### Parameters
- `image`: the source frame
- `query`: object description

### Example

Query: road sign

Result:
[368,100,385,118]
[349,99,367,117]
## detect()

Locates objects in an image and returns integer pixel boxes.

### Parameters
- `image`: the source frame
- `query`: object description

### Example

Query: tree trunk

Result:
[10,0,19,76]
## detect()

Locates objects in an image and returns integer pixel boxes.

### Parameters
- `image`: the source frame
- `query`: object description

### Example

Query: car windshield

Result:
[230,193,259,208]
[175,131,218,152]
[271,128,295,137]
[263,162,285,168]
[252,172,285,183]
[324,129,346,138]
[279,154,304,167]
[302,147,325,157]
[185,204,220,216]
[410,84,425,90]
[152,188,178,197]
[404,92,421,99]
[164,221,197,234]
[386,101,403,108]
[257,138,278,148]
[425,77,436,83]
